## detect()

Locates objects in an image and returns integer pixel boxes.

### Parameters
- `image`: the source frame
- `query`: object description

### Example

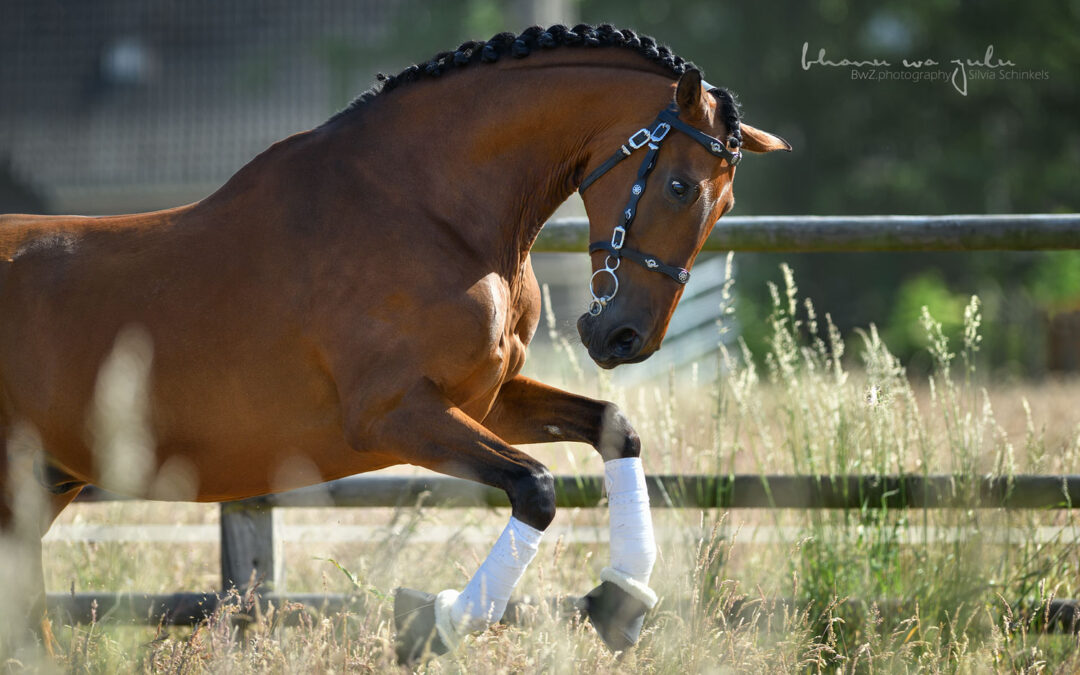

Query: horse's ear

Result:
[675,69,707,120]
[739,123,792,153]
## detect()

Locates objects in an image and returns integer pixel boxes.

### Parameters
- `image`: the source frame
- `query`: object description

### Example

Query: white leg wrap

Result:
[433,589,462,650]
[605,457,657,586]
[439,516,542,642]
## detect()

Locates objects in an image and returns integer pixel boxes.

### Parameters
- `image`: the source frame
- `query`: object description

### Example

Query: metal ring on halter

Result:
[588,266,619,316]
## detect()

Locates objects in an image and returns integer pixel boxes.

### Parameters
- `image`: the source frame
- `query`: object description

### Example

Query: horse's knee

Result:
[509,468,556,531]
[597,404,640,461]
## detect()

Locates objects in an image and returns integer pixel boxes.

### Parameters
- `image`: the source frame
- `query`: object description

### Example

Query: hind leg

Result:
[0,426,84,657]
[0,424,44,656]
[33,486,83,658]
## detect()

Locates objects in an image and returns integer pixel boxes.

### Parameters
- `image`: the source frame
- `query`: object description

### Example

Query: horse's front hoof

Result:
[393,587,450,664]
[580,580,650,652]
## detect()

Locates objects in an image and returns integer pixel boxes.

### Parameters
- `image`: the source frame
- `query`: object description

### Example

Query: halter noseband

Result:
[579,100,741,316]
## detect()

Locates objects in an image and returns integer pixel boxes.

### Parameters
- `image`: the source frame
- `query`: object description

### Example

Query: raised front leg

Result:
[483,376,659,652]
[482,376,640,461]
[355,379,555,664]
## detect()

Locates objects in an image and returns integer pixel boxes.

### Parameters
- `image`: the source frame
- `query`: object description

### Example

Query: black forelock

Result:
[325,23,739,134]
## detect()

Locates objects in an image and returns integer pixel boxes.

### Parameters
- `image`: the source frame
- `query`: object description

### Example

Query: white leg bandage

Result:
[435,516,542,648]
[603,457,658,607]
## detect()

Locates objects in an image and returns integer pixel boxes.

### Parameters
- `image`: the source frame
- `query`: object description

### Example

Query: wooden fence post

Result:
[220,501,282,594]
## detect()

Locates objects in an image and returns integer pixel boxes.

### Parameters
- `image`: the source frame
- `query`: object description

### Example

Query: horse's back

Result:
[1,213,87,261]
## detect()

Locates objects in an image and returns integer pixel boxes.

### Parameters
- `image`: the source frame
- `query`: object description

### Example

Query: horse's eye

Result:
[670,179,687,197]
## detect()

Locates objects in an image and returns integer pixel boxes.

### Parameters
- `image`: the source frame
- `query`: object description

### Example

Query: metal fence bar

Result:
[76,474,1080,510]
[534,215,1080,252]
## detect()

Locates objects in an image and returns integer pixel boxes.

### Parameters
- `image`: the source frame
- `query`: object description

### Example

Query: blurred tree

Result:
[576,0,1078,372]
[884,270,968,362]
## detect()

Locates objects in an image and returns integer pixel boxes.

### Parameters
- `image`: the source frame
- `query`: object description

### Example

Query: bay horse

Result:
[0,24,789,662]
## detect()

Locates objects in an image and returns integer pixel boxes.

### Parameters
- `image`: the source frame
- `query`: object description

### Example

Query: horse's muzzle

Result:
[577,314,651,369]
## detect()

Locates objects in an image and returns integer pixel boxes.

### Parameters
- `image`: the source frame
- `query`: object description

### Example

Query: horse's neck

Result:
[331,59,675,277]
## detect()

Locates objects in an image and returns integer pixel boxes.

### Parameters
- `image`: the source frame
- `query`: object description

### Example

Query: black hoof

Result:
[580,580,650,652]
[393,587,450,665]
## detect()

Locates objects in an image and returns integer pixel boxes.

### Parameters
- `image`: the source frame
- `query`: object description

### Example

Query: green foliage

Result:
[885,270,968,358]
[734,251,1060,374]
[1029,251,1080,311]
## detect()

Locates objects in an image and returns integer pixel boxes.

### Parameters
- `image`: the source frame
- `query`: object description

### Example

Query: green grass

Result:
[6,266,1080,672]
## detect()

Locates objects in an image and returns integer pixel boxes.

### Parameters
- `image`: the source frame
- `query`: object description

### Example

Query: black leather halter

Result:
[579,101,741,316]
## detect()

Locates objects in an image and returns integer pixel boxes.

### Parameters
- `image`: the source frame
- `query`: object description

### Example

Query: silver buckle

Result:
[651,122,671,142]
[610,226,626,250]
[627,128,651,150]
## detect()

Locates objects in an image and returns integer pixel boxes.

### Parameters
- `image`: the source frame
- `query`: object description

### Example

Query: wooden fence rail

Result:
[75,473,1080,511]
[63,473,1080,632]
[44,591,1080,635]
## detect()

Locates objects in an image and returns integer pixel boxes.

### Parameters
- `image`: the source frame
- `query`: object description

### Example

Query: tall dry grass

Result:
[6,264,1080,672]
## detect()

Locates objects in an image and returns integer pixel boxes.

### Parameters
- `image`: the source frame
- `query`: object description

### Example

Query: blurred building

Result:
[0,0,409,214]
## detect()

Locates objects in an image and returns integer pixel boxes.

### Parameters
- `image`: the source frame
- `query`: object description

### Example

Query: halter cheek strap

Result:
[579,102,741,316]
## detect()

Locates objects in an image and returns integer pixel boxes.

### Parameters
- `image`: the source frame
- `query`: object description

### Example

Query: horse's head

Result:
[576,69,790,368]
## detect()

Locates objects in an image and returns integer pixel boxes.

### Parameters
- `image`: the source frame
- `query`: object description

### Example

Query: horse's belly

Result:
[152,430,395,501]
[42,394,390,501]
[121,355,387,500]
[2,315,387,500]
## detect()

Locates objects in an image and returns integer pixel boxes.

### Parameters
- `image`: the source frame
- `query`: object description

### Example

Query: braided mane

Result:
[328,23,741,146]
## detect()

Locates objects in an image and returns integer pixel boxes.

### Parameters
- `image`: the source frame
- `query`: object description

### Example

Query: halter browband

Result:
[579,101,741,317]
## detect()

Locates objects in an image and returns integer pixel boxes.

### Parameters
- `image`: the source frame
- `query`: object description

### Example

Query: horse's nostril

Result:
[609,328,639,356]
